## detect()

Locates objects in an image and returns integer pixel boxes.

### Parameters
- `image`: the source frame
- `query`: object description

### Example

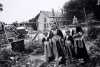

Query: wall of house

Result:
[37,13,44,32]
[45,16,52,31]
[37,12,52,32]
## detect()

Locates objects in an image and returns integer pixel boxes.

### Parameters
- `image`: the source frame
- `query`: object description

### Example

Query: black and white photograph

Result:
[0,0,100,67]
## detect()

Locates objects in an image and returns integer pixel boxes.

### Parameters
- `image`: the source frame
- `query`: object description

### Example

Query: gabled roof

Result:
[29,13,40,22]
[40,11,52,18]
[40,11,62,18]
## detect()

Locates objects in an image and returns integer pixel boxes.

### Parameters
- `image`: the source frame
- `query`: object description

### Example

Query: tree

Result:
[63,0,100,24]
[63,0,100,41]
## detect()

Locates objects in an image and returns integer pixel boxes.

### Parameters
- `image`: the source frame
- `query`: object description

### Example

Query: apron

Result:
[43,37,52,61]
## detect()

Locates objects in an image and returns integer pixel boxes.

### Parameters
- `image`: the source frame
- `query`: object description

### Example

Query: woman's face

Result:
[66,31,70,35]
[44,32,48,36]
[53,30,57,35]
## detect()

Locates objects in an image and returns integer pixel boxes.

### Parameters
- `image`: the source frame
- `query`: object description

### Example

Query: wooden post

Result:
[83,8,87,19]
[3,24,9,43]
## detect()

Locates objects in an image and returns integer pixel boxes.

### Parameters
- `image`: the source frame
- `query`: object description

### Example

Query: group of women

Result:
[42,25,89,65]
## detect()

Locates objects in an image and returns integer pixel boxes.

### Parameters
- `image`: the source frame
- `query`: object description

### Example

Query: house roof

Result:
[40,11,53,18]
[29,13,40,22]
[40,11,62,18]
[33,11,62,21]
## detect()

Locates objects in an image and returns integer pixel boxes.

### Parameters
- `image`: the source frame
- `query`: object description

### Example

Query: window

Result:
[44,17,47,22]
[44,23,46,28]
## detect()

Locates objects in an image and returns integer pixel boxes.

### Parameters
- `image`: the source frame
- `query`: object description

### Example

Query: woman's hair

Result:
[48,31,54,38]
[65,30,70,34]
[57,29,64,38]
[43,32,48,36]
[76,26,84,33]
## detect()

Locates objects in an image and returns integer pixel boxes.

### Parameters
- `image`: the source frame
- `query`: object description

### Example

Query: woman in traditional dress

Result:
[73,25,89,61]
[42,32,53,62]
[48,30,55,62]
[51,26,66,65]
[64,30,76,61]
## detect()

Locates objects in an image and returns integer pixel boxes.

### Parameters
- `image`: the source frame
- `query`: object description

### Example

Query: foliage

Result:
[0,48,15,60]
[87,27,97,40]
[63,0,100,24]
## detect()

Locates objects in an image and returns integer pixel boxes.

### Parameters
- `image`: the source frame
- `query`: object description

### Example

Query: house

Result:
[34,11,62,32]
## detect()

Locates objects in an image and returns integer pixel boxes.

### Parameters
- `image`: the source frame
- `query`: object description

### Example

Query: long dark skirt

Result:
[56,40,66,64]
[64,40,76,60]
[74,39,89,60]
[48,40,55,62]
[70,47,76,59]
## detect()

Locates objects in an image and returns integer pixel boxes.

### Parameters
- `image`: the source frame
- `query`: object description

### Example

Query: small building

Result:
[34,11,62,32]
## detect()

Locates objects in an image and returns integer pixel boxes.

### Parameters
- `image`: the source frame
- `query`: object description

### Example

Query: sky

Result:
[0,0,70,24]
